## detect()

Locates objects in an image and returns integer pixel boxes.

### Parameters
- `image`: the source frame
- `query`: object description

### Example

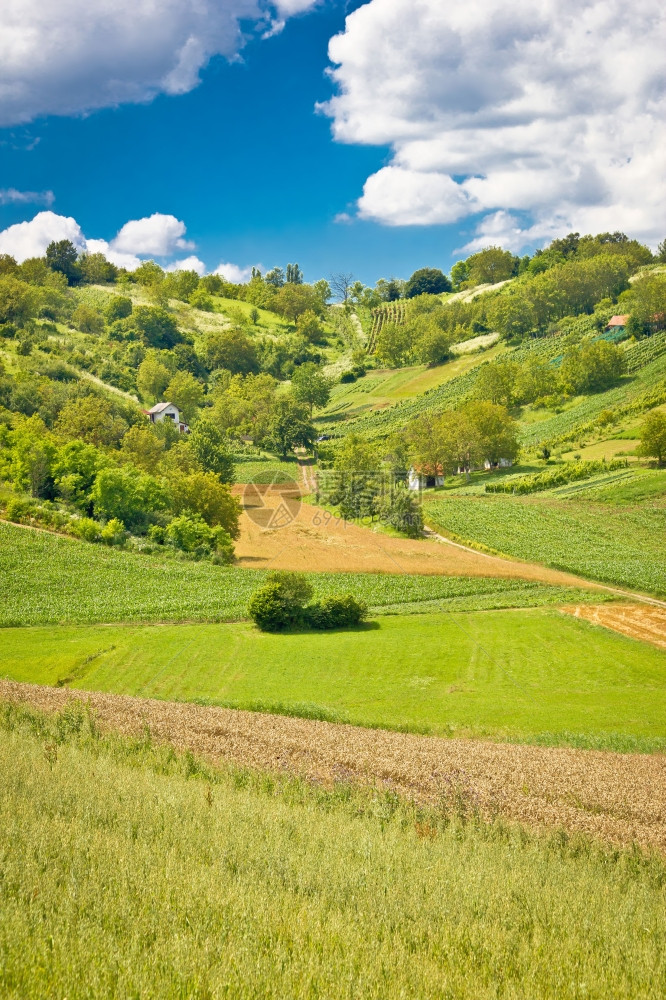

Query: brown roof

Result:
[412,463,444,476]
[607,315,629,327]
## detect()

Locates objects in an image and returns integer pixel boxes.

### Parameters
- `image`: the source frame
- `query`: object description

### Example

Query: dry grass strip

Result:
[2,679,665,854]
[563,604,666,650]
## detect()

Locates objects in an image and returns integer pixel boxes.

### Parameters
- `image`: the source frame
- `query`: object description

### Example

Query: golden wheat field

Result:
[2,680,665,854]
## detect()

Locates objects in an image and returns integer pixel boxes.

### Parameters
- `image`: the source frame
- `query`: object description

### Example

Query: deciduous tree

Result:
[290,362,332,416]
[637,411,666,465]
[266,396,314,458]
[189,418,235,483]
[404,268,452,298]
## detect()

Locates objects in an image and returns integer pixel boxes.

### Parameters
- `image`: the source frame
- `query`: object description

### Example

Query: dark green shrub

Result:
[248,583,296,631]
[248,573,368,632]
[5,497,31,522]
[304,595,368,630]
[248,572,313,631]
[340,371,356,383]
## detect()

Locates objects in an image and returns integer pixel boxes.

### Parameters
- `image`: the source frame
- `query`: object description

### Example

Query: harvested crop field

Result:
[563,603,666,650]
[234,486,602,588]
[3,680,665,854]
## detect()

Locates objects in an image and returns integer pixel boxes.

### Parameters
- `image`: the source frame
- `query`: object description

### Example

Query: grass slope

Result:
[425,481,666,597]
[0,522,594,627]
[3,609,665,747]
[320,346,504,425]
[1,705,664,1000]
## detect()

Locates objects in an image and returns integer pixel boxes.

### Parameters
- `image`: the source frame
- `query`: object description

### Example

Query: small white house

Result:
[484,458,514,470]
[408,465,444,491]
[409,458,513,490]
[146,401,189,434]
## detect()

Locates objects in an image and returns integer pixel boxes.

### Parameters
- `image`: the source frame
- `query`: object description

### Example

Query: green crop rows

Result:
[425,492,666,596]
[520,347,666,449]
[0,522,593,627]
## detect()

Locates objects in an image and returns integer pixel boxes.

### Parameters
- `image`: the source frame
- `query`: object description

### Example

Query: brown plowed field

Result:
[3,680,665,854]
[563,604,666,650]
[232,486,603,588]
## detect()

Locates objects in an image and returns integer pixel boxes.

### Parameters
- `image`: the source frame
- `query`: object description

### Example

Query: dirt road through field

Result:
[3,680,665,854]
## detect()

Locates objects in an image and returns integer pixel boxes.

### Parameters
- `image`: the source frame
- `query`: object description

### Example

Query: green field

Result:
[322,331,666,447]
[0,522,596,627]
[320,347,504,425]
[1,704,664,1000]
[3,609,665,747]
[233,451,301,483]
[425,476,666,597]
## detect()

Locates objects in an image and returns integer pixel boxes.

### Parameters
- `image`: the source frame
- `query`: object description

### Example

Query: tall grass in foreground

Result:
[1,704,665,999]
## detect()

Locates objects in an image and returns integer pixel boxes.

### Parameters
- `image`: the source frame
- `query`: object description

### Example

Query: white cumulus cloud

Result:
[357,167,475,226]
[111,214,194,256]
[84,238,143,271]
[0,210,199,270]
[214,261,255,283]
[0,210,256,279]
[322,0,666,248]
[0,211,85,261]
[166,255,207,275]
[0,0,319,126]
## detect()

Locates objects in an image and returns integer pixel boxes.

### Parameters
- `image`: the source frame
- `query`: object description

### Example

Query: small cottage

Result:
[605,315,629,332]
[483,458,514,470]
[146,401,189,434]
[408,465,444,491]
[408,458,513,490]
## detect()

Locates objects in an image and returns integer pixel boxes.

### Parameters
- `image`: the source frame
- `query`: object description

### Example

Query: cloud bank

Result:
[0,0,319,126]
[0,210,251,279]
[323,0,666,249]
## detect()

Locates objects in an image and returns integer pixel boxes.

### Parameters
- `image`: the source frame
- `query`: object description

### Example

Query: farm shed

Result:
[408,465,444,491]
[409,458,513,490]
[605,315,629,331]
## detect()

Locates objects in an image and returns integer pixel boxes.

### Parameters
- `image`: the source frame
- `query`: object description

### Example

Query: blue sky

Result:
[0,0,663,285]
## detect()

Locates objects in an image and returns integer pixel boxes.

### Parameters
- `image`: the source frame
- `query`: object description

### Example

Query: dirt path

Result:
[296,452,317,494]
[77,368,139,402]
[2,680,665,853]
[422,526,666,609]
[563,604,666,650]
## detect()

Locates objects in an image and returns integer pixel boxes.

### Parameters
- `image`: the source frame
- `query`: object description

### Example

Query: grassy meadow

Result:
[0,703,665,1000]
[0,521,595,627]
[3,609,665,748]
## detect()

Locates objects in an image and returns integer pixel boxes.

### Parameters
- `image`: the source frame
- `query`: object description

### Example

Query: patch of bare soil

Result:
[2,680,665,854]
[563,604,666,650]
[231,488,603,589]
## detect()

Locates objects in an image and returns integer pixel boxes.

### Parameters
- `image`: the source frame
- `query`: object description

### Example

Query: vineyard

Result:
[367,301,407,353]
[519,344,666,449]
[485,458,629,495]
[425,492,666,597]
[320,325,666,452]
